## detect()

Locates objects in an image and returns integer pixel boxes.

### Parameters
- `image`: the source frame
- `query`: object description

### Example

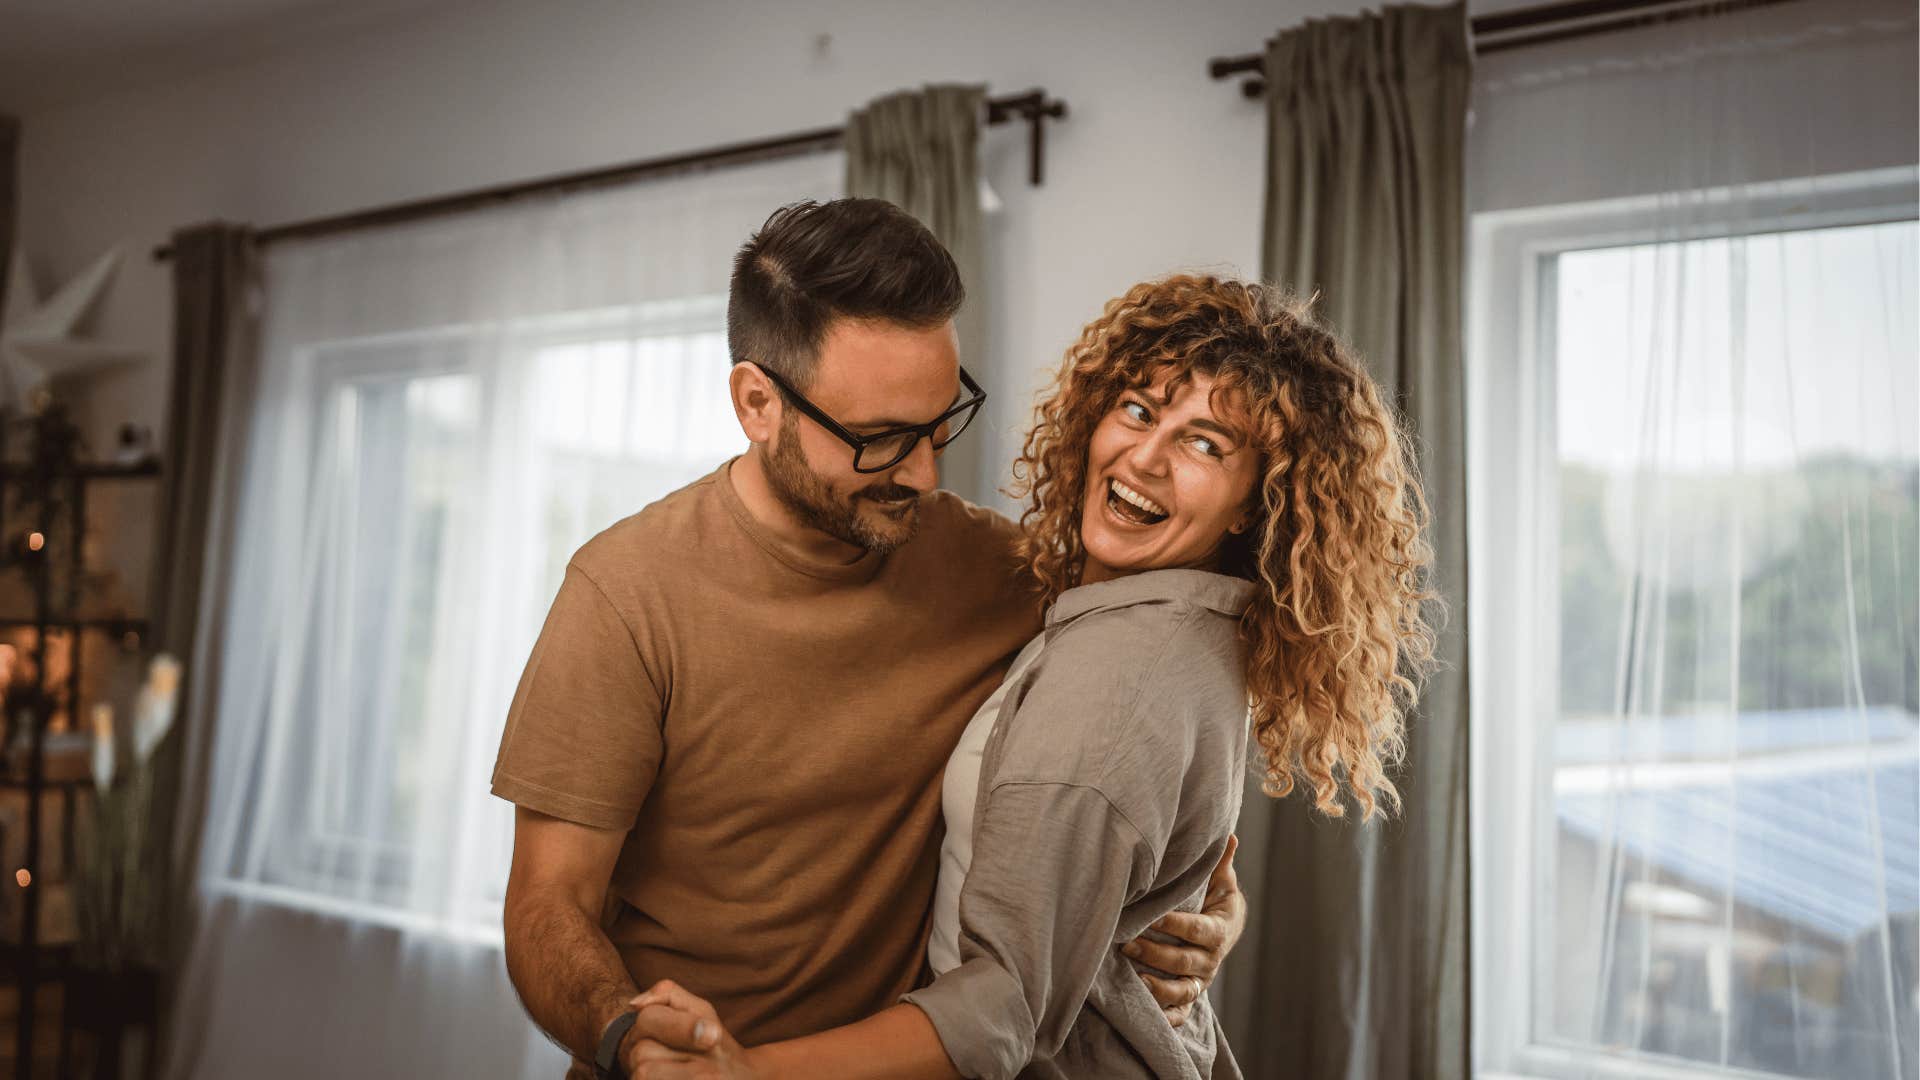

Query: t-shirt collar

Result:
[1046,568,1258,628]
[718,457,886,584]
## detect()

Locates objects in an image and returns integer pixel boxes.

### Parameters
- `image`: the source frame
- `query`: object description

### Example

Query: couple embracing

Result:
[492,198,1436,1080]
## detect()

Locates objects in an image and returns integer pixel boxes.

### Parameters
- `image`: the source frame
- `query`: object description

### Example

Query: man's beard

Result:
[765,416,922,555]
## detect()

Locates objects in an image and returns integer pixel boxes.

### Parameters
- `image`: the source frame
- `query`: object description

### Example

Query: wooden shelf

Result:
[0,776,89,791]
[0,619,149,635]
[0,942,77,980]
[0,462,159,482]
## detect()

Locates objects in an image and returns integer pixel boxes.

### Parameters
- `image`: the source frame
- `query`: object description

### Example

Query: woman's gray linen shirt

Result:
[903,568,1254,1080]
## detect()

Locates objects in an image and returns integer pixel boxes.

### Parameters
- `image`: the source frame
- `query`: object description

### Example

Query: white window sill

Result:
[203,877,505,950]
[1491,1040,1811,1080]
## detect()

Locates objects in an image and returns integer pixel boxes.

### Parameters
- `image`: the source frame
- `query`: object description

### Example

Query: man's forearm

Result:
[504,888,638,1061]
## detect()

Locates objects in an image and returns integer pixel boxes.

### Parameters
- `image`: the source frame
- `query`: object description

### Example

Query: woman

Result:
[625,275,1437,1079]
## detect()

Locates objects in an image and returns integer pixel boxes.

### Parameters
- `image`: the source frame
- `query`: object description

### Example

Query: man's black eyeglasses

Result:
[754,363,987,474]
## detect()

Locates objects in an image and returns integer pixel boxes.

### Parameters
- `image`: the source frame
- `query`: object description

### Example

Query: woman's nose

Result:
[1124,431,1172,477]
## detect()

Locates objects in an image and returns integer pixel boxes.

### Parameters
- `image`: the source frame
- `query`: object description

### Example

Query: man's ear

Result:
[730,363,780,444]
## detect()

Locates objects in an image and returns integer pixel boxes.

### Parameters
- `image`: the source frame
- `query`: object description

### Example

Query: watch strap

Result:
[595,1009,639,1080]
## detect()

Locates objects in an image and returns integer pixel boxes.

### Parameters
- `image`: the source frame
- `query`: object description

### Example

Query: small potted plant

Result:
[71,653,179,1079]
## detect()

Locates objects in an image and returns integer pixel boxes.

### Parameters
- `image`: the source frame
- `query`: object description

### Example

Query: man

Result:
[493,198,1244,1080]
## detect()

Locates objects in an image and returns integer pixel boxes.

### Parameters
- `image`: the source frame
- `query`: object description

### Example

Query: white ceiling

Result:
[0,0,459,113]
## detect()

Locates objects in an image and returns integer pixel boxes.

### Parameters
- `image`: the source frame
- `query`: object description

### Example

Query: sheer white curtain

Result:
[166,153,841,1080]
[1469,2,1918,1079]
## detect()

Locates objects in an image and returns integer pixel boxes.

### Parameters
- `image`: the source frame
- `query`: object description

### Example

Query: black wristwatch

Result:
[596,1009,638,1080]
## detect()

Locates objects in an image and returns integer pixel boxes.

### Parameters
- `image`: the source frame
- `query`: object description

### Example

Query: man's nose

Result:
[892,435,940,493]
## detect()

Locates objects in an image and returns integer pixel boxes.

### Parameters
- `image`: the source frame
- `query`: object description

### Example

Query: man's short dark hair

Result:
[727,198,964,388]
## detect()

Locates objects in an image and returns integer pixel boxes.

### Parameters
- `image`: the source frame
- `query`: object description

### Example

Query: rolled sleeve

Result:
[903,781,1149,1079]
[903,955,1031,1079]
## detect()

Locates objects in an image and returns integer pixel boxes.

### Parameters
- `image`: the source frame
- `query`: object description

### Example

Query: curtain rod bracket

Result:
[985,90,1068,186]
[1207,56,1266,100]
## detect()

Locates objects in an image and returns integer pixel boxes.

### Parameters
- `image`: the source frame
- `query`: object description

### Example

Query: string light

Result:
[14,868,29,887]
[25,532,43,552]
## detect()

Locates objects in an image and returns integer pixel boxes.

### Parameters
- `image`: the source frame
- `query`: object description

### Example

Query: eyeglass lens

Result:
[852,399,982,472]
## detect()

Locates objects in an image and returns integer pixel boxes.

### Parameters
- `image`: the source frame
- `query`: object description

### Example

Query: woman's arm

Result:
[622,781,1150,1080]
[900,781,1151,1079]
[747,1004,959,1080]
[620,985,955,1080]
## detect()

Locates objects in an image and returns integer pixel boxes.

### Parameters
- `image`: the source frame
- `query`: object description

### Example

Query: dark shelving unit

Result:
[0,448,159,1080]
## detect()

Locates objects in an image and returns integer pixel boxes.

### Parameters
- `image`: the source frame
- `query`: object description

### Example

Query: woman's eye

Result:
[1191,435,1222,458]
[1121,401,1151,424]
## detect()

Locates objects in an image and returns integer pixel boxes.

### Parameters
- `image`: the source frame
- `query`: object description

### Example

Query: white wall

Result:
[14,0,1375,509]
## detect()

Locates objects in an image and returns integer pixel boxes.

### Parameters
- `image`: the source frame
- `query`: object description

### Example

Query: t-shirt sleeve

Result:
[491,563,665,831]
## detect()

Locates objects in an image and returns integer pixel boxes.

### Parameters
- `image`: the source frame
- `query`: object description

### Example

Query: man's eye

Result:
[1121,401,1151,423]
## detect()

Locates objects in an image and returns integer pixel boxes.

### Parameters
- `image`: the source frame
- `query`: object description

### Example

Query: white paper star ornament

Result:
[1,248,144,410]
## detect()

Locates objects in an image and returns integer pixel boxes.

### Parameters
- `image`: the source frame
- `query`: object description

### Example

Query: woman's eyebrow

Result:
[1189,417,1239,439]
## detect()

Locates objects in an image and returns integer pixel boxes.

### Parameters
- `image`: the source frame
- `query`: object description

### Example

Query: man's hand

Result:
[1123,835,1247,1027]
[621,980,762,1080]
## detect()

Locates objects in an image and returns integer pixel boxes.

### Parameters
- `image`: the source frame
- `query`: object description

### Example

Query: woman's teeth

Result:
[1108,478,1168,524]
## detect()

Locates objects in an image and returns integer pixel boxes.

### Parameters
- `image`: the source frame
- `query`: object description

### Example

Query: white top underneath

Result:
[927,632,1049,975]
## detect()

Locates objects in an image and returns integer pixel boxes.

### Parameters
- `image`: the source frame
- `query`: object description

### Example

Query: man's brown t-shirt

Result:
[491,459,1042,1047]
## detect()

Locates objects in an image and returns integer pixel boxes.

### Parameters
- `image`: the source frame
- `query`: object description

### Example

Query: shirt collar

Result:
[1046,568,1258,628]
[718,457,885,584]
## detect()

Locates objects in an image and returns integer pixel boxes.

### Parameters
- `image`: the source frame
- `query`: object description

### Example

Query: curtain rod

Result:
[1208,0,1808,97]
[150,88,1067,262]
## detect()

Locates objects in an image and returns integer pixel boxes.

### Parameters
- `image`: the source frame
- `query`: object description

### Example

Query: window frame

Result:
[1467,165,1920,1080]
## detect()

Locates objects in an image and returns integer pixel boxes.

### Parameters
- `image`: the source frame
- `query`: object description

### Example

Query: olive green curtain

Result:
[153,222,260,1078]
[845,84,990,502]
[1219,5,1472,1078]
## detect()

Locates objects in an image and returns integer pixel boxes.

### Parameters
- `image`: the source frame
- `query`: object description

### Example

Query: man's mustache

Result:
[859,484,920,503]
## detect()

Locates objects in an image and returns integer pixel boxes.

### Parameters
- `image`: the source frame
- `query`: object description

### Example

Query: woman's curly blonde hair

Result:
[1009,274,1439,820]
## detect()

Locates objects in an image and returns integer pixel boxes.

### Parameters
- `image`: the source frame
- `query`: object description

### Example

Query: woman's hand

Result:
[621,981,763,1080]
[1123,835,1247,1027]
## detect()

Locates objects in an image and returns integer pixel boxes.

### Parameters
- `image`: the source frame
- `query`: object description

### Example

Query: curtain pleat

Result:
[845,84,990,502]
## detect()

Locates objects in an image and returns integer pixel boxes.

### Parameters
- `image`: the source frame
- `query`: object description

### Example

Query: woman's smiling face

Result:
[1078,368,1263,584]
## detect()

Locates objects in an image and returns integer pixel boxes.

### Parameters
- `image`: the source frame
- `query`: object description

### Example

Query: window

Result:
[197,153,840,943]
[1472,172,1919,1080]
[222,299,744,938]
